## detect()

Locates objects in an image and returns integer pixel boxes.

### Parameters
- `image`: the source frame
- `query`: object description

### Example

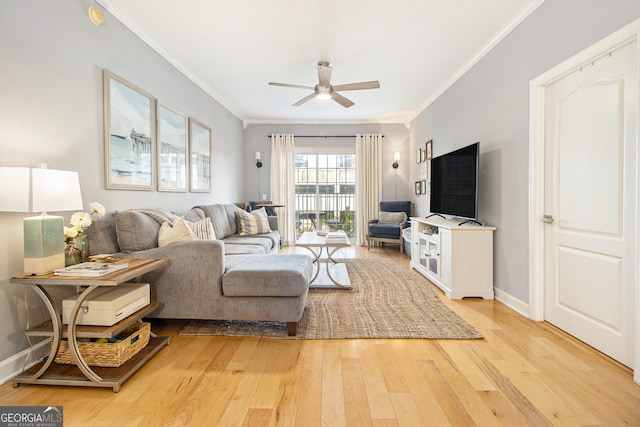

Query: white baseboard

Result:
[0,339,51,385]
[494,287,530,319]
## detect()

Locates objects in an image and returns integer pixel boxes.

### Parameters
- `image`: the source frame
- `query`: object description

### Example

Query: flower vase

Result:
[65,241,81,266]
[75,234,90,263]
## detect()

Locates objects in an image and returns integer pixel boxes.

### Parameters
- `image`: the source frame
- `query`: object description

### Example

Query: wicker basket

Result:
[54,322,150,367]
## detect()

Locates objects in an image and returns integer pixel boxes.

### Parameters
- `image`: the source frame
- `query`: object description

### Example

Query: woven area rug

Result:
[179,258,482,340]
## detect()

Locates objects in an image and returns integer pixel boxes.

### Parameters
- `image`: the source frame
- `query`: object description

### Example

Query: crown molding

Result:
[97,0,244,120]
[410,0,546,123]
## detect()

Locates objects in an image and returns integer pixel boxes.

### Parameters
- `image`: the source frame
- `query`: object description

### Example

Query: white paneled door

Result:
[543,41,637,367]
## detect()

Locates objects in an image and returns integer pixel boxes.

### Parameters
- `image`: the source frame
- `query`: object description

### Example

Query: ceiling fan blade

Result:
[331,81,380,91]
[269,82,315,90]
[292,92,317,107]
[318,61,332,88]
[332,92,355,108]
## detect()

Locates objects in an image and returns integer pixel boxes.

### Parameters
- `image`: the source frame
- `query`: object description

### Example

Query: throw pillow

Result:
[236,207,272,236]
[115,210,161,253]
[378,211,408,225]
[185,217,216,240]
[158,217,197,247]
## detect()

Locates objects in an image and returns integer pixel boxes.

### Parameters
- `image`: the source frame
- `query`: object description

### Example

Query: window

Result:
[295,152,356,238]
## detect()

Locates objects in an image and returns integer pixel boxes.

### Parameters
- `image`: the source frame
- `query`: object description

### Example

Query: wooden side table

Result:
[10,258,170,392]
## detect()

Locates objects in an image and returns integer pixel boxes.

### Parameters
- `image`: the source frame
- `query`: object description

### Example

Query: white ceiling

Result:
[97,0,543,125]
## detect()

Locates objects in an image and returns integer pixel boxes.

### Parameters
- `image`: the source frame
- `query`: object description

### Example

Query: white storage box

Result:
[62,283,150,326]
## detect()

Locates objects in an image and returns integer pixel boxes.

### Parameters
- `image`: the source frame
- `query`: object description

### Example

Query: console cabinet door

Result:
[411,225,420,261]
[439,229,452,286]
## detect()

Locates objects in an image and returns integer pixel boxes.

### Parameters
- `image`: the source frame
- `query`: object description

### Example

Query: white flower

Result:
[70,211,92,229]
[64,226,80,241]
[65,202,106,243]
[89,202,106,217]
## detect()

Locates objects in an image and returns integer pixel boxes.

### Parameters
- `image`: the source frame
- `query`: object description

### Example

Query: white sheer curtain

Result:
[270,134,296,246]
[355,134,382,246]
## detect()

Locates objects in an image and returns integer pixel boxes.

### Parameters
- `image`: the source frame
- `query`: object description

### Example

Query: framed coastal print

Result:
[103,70,155,190]
[421,179,427,194]
[157,101,188,192]
[416,148,422,164]
[415,181,421,195]
[426,139,433,160]
[421,148,426,163]
[189,118,211,192]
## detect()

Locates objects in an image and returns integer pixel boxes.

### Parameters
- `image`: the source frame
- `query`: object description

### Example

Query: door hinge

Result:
[542,214,554,224]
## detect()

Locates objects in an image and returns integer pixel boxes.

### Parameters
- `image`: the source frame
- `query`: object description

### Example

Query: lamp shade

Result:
[0,166,30,212]
[32,168,83,213]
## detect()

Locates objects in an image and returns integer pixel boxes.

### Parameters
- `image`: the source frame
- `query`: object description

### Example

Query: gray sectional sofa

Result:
[86,203,312,335]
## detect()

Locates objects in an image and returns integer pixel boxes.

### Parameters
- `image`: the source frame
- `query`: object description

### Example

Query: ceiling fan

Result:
[268,61,380,108]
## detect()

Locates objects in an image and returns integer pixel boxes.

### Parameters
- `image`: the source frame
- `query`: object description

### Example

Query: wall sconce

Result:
[255,151,263,168]
[392,152,400,169]
[88,6,105,26]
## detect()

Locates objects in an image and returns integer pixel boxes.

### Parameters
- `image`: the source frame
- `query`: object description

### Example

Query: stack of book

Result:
[54,262,129,277]
[325,231,347,244]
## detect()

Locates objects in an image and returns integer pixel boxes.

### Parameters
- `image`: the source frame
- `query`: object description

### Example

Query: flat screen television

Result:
[429,142,479,220]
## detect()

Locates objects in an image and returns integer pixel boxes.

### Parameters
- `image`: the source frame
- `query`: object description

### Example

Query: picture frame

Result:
[415,181,421,195]
[420,162,428,179]
[103,70,155,190]
[421,179,427,195]
[426,139,433,160]
[189,118,212,192]
[157,101,188,192]
[416,148,422,164]
[426,179,431,195]
[421,148,426,163]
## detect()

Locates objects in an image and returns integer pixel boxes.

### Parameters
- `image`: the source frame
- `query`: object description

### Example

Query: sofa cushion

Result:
[115,210,161,253]
[236,207,271,236]
[173,207,205,223]
[158,217,197,247]
[378,211,407,225]
[223,204,239,235]
[197,204,236,239]
[223,254,312,297]
[86,213,120,255]
[224,244,266,255]
[223,234,274,253]
[369,223,402,238]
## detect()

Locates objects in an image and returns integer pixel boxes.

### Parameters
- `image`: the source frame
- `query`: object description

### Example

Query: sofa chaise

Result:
[87,203,312,335]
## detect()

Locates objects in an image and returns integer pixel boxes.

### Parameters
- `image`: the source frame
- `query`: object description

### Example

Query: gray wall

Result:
[0,1,244,363]
[410,0,640,303]
[243,123,412,205]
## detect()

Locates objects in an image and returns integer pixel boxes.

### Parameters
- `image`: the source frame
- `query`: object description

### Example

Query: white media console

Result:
[410,216,495,299]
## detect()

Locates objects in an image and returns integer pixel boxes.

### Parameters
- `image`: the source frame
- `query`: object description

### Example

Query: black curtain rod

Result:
[266,135,384,138]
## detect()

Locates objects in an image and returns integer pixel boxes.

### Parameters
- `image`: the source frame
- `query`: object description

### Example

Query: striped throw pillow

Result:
[236,207,272,236]
[186,217,216,240]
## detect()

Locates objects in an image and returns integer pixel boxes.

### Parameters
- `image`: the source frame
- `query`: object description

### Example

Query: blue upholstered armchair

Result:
[367,201,411,254]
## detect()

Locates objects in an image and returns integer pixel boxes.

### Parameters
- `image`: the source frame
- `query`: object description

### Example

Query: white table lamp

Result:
[0,166,84,275]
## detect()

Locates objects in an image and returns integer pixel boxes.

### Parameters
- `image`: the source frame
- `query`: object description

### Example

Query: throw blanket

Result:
[137,208,179,225]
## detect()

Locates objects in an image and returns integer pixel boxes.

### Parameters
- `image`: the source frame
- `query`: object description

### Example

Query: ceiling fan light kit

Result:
[269,61,380,108]
[316,86,332,100]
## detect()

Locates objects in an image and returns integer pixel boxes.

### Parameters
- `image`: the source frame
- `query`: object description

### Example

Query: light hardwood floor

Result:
[1,245,639,426]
